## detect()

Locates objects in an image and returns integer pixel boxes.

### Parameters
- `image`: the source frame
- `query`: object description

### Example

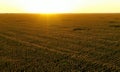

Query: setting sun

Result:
[0,0,120,13]
[0,0,120,72]
[17,0,82,13]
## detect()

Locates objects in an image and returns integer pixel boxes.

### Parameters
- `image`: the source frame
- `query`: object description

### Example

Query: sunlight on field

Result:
[0,14,120,71]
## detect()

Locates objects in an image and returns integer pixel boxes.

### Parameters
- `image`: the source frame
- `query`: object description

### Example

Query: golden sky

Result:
[0,0,120,13]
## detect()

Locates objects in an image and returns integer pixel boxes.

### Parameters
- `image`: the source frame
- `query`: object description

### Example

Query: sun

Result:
[18,0,84,13]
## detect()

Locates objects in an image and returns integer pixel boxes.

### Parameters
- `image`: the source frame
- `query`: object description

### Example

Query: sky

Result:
[0,0,120,13]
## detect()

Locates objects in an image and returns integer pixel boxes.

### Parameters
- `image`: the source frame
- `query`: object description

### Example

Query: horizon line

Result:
[0,13,120,14]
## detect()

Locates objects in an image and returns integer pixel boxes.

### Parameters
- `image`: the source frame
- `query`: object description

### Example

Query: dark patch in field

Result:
[114,18,120,20]
[108,21,118,23]
[73,27,90,31]
[109,25,120,28]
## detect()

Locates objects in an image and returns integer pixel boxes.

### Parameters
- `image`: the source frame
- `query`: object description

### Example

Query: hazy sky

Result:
[0,0,120,13]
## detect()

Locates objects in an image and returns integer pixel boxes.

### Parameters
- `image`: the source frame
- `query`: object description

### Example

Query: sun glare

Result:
[18,0,84,13]
[1,0,120,13]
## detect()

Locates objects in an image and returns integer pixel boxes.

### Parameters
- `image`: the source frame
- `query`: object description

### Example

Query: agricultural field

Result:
[0,14,120,72]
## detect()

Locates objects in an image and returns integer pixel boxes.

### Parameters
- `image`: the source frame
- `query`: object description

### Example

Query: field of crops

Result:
[0,14,120,72]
